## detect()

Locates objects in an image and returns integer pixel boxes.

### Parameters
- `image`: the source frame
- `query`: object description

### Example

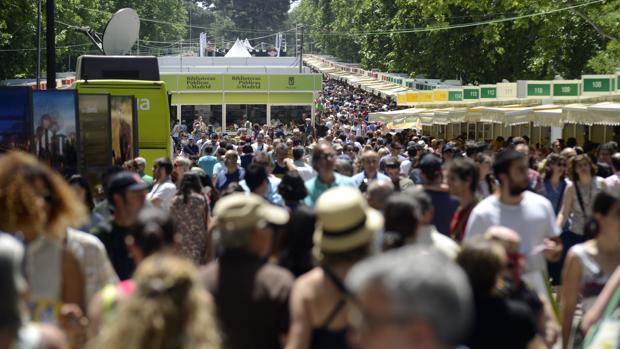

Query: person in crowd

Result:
[515,143,543,193]
[238,152,282,206]
[304,141,357,207]
[88,207,179,336]
[399,143,417,176]
[345,246,473,349]
[365,180,394,212]
[293,146,316,182]
[474,153,496,198]
[0,152,87,322]
[273,143,295,179]
[215,150,245,192]
[595,142,615,178]
[134,157,153,189]
[252,132,267,152]
[539,153,568,215]
[93,171,147,280]
[0,233,69,349]
[96,254,220,349]
[68,174,104,233]
[457,238,540,349]
[65,224,118,306]
[379,141,405,172]
[212,147,228,179]
[197,144,218,177]
[240,144,254,170]
[287,187,382,349]
[201,193,292,349]
[173,157,192,185]
[537,153,569,285]
[465,149,562,296]
[182,136,200,160]
[334,159,354,177]
[406,188,461,259]
[278,205,316,278]
[170,171,210,266]
[278,171,309,212]
[560,190,620,349]
[381,192,420,251]
[384,157,414,192]
[418,153,459,236]
[147,157,177,212]
[352,151,391,192]
[446,158,480,242]
[556,154,606,244]
[579,265,620,335]
[603,152,620,195]
[122,159,139,173]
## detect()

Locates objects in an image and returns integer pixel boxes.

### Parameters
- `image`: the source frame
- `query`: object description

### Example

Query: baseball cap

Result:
[443,143,456,153]
[107,171,148,195]
[419,153,443,175]
[214,193,289,232]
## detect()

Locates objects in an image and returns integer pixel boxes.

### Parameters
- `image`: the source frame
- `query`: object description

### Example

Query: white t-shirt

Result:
[147,180,177,212]
[414,225,460,260]
[464,191,559,274]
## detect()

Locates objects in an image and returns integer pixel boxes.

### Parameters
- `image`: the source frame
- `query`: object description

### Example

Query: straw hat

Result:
[214,193,289,232]
[314,187,383,253]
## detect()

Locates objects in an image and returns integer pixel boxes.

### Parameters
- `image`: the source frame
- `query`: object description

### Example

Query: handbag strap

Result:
[575,182,587,215]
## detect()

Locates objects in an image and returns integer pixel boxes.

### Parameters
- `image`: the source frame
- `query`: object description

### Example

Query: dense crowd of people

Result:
[1,76,619,349]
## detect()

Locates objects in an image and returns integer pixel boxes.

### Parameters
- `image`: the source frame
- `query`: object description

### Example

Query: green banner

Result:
[463,88,479,100]
[528,83,551,97]
[553,83,580,97]
[223,74,267,90]
[176,75,222,90]
[448,91,463,101]
[270,75,317,91]
[481,87,497,99]
[583,78,611,92]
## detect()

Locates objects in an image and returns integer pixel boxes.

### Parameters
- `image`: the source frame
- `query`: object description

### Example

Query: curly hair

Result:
[97,254,220,349]
[0,151,86,240]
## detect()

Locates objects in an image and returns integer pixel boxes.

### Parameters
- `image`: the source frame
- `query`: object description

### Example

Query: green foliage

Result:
[292,0,620,83]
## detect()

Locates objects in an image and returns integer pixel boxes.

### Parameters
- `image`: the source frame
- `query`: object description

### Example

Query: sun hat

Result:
[214,192,289,232]
[314,187,383,253]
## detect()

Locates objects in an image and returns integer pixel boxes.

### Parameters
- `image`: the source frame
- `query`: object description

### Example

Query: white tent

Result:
[243,38,254,51]
[225,39,252,58]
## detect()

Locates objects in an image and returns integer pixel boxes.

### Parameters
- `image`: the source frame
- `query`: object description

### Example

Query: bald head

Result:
[366,180,394,211]
[514,144,529,155]
[483,225,520,255]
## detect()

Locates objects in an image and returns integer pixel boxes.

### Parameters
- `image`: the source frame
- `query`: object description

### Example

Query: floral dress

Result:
[170,193,209,265]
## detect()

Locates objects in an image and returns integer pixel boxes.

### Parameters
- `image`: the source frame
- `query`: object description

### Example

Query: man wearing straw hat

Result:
[287,186,383,349]
[201,193,292,349]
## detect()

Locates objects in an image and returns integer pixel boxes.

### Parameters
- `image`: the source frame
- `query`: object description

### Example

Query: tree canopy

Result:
[292,0,620,83]
[0,0,292,80]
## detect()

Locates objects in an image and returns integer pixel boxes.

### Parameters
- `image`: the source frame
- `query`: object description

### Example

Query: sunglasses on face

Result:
[320,153,336,160]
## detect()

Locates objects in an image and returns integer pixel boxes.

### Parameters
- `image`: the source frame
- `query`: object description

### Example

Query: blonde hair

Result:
[0,151,86,239]
[97,254,220,349]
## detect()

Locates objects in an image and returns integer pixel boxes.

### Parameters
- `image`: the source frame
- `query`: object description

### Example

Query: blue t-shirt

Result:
[304,173,357,207]
[197,155,218,177]
[216,167,245,191]
[425,189,459,236]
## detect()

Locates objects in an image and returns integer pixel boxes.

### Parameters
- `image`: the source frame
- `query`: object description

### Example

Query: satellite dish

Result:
[102,8,140,55]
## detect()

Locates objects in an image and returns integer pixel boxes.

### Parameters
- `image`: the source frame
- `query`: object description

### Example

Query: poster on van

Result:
[0,87,32,153]
[111,96,137,166]
[32,90,79,176]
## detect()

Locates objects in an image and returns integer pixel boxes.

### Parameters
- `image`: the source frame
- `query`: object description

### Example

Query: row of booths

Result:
[304,54,620,147]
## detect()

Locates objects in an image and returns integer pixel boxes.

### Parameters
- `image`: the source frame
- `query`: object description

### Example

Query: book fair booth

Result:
[305,55,620,147]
